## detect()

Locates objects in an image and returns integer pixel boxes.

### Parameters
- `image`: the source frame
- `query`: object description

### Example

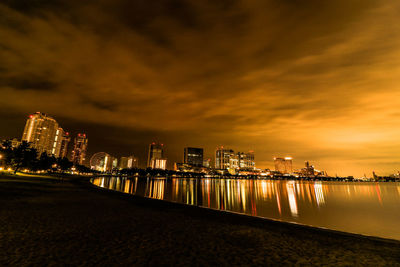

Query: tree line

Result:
[0,140,92,174]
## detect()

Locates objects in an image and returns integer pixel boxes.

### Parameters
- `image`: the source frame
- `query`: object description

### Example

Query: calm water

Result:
[91,177,400,240]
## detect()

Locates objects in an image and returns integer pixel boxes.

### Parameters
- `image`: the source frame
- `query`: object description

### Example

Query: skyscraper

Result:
[215,146,235,170]
[58,131,70,158]
[52,128,71,158]
[237,151,255,170]
[147,142,166,169]
[184,147,203,166]
[22,112,60,156]
[71,133,88,165]
[274,157,293,174]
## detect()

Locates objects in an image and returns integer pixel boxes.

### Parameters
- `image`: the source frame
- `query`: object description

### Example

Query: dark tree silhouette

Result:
[38,152,57,171]
[57,157,73,171]
[10,141,38,174]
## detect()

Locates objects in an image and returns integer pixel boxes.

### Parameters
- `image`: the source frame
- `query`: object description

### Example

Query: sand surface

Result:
[1,174,399,266]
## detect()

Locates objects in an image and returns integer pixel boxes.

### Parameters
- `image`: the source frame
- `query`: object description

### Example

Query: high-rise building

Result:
[52,128,68,158]
[237,151,255,170]
[22,112,60,156]
[215,146,235,170]
[119,155,138,169]
[184,147,203,166]
[58,132,70,158]
[147,142,166,169]
[274,157,293,174]
[71,133,88,165]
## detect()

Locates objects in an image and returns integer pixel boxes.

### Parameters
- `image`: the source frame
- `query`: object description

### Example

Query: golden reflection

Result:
[90,177,400,240]
[286,182,298,217]
[146,179,165,200]
[124,179,130,193]
[313,182,325,206]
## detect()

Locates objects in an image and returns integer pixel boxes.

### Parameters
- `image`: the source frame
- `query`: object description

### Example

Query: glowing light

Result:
[287,182,298,217]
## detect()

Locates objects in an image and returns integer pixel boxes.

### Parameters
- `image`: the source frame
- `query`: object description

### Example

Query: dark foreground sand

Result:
[1,174,399,266]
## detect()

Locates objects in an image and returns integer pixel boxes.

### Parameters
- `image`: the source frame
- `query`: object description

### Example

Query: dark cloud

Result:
[0,75,57,91]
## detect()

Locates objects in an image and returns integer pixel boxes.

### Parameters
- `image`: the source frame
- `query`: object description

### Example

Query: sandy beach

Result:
[1,174,399,266]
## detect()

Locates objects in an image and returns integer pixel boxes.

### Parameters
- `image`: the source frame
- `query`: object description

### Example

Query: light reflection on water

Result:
[91,177,400,240]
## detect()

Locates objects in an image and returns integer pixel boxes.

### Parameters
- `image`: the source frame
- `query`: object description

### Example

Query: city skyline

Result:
[1,1,400,176]
[1,110,398,177]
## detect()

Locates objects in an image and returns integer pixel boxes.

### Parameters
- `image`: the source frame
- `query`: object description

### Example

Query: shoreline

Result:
[1,173,400,265]
[86,176,400,244]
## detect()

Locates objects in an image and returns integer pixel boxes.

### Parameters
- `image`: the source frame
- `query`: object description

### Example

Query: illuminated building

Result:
[184,147,203,166]
[58,132,70,158]
[71,133,88,165]
[297,161,326,177]
[203,158,211,168]
[52,128,70,158]
[174,162,208,173]
[90,152,114,172]
[215,147,235,170]
[147,142,166,169]
[237,151,255,170]
[150,158,167,169]
[22,112,60,156]
[274,157,292,174]
[303,161,314,176]
[119,155,138,169]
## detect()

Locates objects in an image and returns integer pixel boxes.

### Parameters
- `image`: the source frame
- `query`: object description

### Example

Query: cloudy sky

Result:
[1,0,400,176]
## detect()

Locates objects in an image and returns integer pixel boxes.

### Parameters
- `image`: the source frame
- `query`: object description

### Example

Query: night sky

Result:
[1,0,400,176]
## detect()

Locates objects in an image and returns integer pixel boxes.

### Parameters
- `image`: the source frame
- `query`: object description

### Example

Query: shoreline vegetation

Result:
[1,173,400,265]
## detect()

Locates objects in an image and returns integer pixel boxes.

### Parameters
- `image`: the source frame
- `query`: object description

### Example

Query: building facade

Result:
[215,147,235,170]
[274,157,293,174]
[147,142,166,169]
[237,151,256,170]
[119,155,139,169]
[22,112,60,156]
[71,133,88,165]
[184,147,203,166]
[58,131,70,158]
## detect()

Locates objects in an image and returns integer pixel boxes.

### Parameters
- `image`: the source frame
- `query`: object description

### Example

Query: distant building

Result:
[184,147,203,167]
[274,157,292,174]
[150,158,167,170]
[237,151,255,170]
[58,132,70,158]
[147,142,166,169]
[21,112,60,156]
[52,128,69,158]
[215,146,235,170]
[303,161,314,176]
[203,158,211,168]
[119,155,138,169]
[174,162,208,173]
[90,152,114,172]
[297,161,326,177]
[71,133,88,165]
